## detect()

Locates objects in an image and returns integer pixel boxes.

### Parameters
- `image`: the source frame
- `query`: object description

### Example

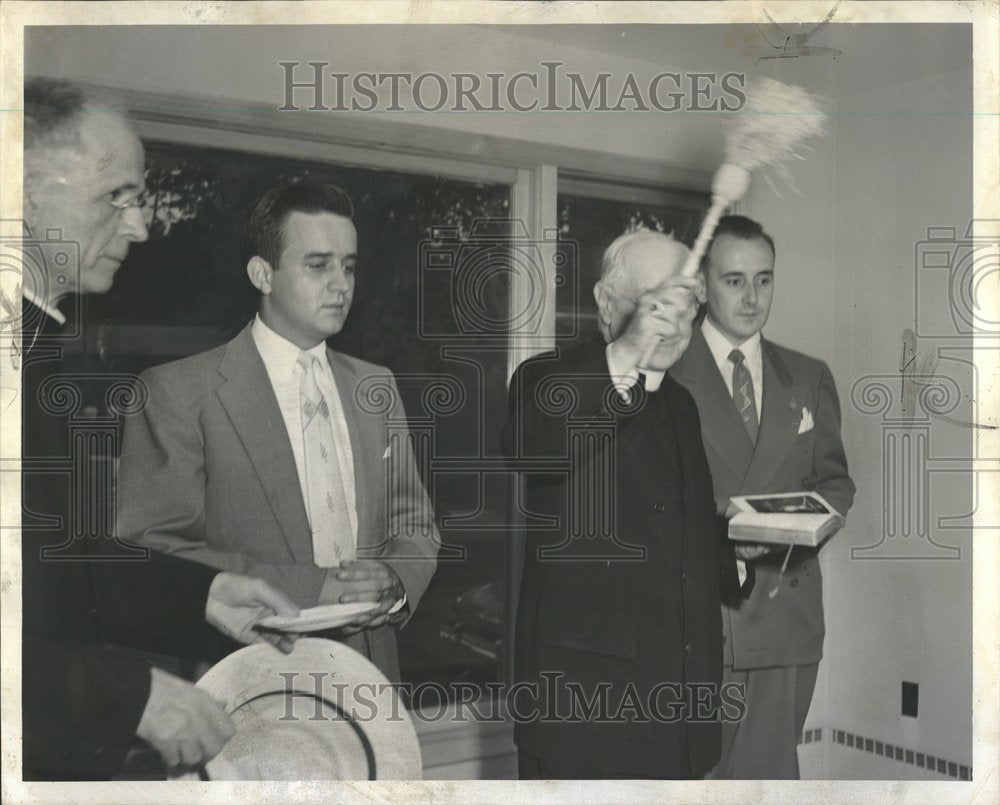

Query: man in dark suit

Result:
[504,231,748,779]
[116,182,439,682]
[670,215,855,778]
[18,78,301,780]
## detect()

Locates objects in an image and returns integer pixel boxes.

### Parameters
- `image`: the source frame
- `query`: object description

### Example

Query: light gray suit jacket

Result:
[671,324,854,669]
[117,324,439,680]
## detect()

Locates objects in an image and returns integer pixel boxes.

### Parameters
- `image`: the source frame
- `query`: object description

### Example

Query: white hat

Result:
[176,638,422,780]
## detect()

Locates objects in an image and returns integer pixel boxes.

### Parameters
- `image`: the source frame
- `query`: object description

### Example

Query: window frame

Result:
[112,83,713,370]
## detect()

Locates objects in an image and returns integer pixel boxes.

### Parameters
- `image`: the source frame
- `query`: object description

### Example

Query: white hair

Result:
[599,229,680,294]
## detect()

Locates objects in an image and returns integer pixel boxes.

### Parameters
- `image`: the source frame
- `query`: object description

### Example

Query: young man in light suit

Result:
[117,183,439,681]
[670,215,855,779]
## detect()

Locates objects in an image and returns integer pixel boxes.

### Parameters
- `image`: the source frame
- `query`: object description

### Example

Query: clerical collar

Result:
[22,287,66,326]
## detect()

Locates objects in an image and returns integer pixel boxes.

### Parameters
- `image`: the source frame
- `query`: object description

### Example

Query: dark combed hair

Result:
[23,78,89,152]
[700,214,776,270]
[247,182,356,269]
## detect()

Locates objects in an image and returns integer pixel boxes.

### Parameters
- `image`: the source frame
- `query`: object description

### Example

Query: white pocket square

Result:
[382,445,391,459]
[797,407,814,435]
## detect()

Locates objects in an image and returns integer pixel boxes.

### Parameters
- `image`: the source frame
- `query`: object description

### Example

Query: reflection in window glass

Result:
[87,142,514,700]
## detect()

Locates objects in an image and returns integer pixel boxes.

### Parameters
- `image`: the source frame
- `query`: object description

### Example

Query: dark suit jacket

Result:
[503,339,745,779]
[22,550,233,781]
[19,298,235,780]
[116,323,439,682]
[671,325,855,668]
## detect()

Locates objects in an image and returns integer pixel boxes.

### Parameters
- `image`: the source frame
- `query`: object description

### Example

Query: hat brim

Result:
[176,637,422,780]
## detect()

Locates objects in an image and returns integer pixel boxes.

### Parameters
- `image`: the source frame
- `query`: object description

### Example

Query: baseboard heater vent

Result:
[797,726,971,780]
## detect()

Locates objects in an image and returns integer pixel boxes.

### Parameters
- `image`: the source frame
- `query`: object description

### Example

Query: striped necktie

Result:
[297,351,355,567]
[729,348,758,445]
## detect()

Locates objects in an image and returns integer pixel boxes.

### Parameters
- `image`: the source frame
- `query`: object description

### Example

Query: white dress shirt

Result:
[700,316,764,417]
[701,317,764,585]
[251,315,358,552]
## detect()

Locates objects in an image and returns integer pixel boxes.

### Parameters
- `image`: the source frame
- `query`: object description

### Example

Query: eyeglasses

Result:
[52,176,146,211]
[107,186,145,212]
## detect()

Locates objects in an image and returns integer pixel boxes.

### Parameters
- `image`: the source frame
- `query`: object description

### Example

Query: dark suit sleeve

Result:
[24,529,239,781]
[22,640,151,781]
[809,364,855,518]
[676,386,754,605]
[117,369,329,607]
[90,550,242,660]
[716,512,755,603]
[502,347,617,463]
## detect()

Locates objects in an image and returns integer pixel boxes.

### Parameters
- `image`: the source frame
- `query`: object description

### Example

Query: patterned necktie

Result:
[729,348,758,445]
[297,351,355,567]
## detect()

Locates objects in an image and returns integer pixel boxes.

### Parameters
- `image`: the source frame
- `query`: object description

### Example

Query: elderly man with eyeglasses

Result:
[16,78,301,781]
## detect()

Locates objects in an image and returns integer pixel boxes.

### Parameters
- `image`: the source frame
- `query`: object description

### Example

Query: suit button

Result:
[681,571,688,582]
[791,578,799,588]
[722,635,727,645]
[653,501,666,513]
[684,642,692,654]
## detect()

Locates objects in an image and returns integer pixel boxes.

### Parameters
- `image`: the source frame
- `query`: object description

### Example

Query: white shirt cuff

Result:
[606,342,666,395]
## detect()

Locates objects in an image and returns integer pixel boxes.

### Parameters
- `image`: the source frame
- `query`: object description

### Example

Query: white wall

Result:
[743,30,974,774]
[26,25,737,171]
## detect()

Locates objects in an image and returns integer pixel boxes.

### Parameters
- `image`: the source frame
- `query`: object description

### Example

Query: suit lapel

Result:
[660,380,712,540]
[742,339,799,493]
[215,325,314,564]
[673,326,755,481]
[328,350,380,549]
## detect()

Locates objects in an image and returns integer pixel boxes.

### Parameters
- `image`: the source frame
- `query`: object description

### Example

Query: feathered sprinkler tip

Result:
[724,78,827,179]
[672,78,827,279]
